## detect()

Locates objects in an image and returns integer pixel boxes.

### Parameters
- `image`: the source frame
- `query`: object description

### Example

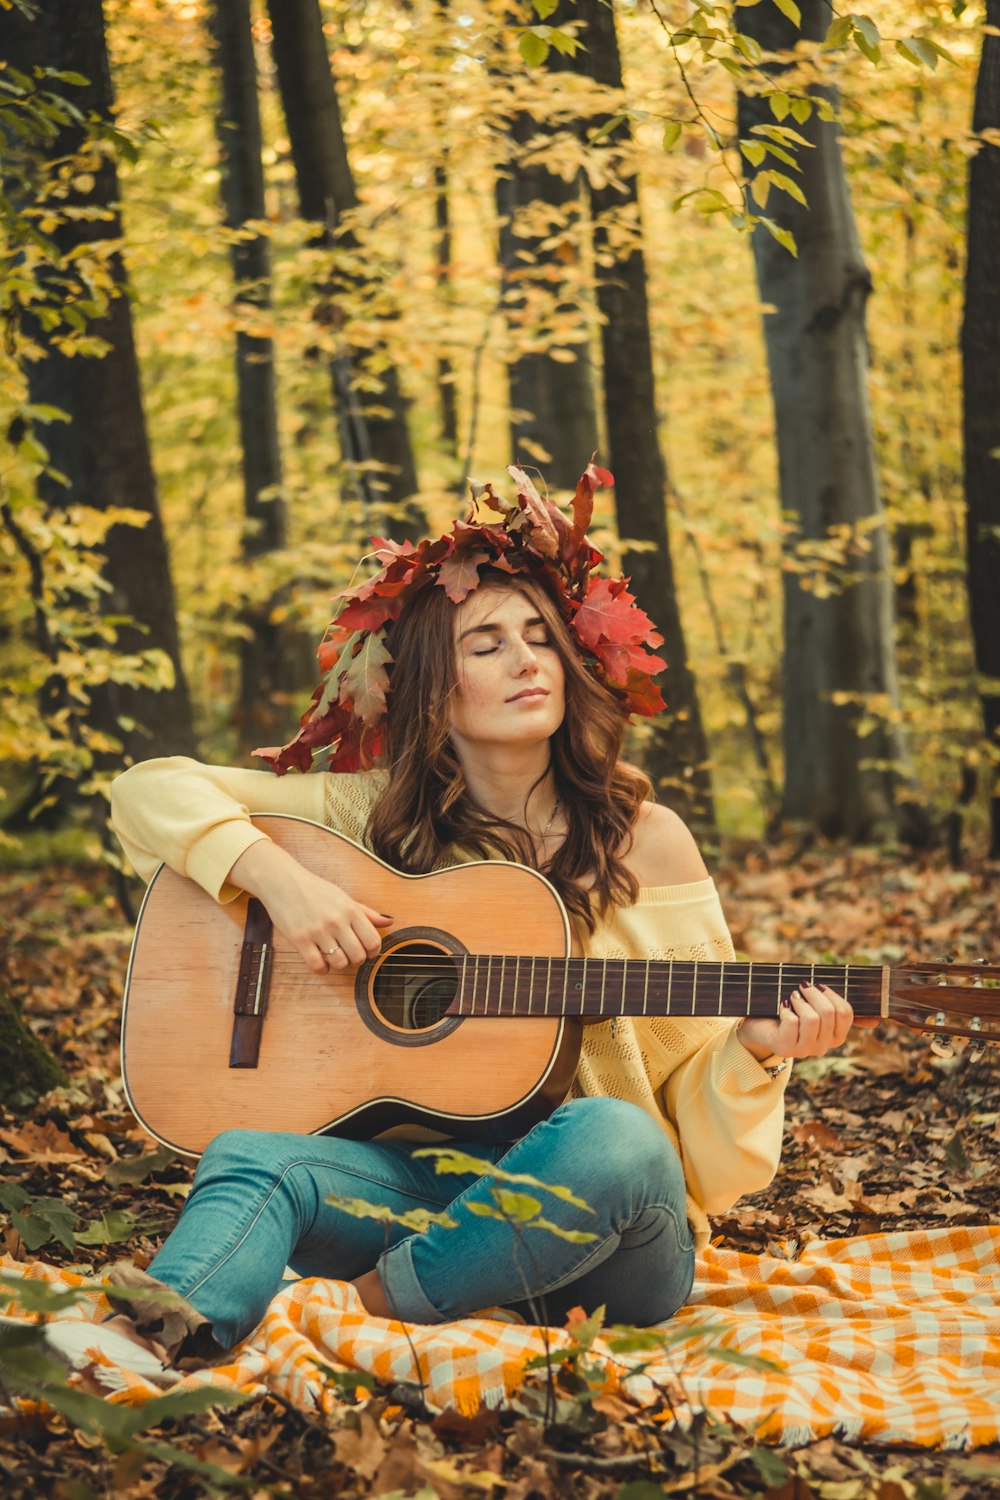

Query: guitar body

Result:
[121,816,580,1156]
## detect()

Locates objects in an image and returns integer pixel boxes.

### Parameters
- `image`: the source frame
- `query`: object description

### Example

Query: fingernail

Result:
[818,982,831,992]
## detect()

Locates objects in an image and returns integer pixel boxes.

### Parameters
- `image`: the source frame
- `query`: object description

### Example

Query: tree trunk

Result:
[435,159,459,455]
[737,0,926,842]
[963,2,1000,856]
[572,0,714,827]
[264,0,422,535]
[211,0,312,750]
[496,12,598,489]
[0,993,66,1107]
[0,0,196,773]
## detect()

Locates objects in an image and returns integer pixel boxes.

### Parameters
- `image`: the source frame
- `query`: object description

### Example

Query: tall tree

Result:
[211,0,306,749]
[0,0,196,772]
[497,14,598,488]
[737,0,926,841]
[963,2,1000,855]
[572,0,714,826]
[264,0,422,534]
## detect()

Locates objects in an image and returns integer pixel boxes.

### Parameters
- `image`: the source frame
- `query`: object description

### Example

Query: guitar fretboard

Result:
[450,958,886,1020]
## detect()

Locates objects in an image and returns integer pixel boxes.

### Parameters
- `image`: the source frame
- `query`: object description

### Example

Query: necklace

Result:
[535,798,562,844]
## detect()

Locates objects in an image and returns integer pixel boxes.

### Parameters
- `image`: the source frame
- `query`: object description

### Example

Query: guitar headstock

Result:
[888,961,1000,1046]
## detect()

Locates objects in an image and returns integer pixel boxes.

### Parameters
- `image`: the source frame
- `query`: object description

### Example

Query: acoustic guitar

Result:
[120,815,1000,1156]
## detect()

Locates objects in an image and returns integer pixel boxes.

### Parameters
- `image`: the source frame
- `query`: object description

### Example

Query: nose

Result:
[511,637,541,674]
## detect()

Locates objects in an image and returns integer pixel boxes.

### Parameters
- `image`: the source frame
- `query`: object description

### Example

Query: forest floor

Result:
[0,842,998,1499]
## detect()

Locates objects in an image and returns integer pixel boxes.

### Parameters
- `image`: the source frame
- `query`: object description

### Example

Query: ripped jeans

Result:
[149,1096,695,1348]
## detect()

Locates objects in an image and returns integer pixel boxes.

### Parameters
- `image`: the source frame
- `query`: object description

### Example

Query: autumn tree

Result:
[571,0,715,826]
[210,0,315,749]
[963,1,1000,856]
[0,0,195,789]
[496,5,598,487]
[737,0,926,842]
[263,0,422,534]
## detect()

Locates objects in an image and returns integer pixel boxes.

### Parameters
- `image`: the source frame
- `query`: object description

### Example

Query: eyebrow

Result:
[457,614,547,643]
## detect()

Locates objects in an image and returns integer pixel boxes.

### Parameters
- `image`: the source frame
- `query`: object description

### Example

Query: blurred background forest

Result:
[2,0,999,859]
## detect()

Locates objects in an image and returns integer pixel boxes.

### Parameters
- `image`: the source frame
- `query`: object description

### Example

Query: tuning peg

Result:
[930,1035,955,1059]
[967,1040,988,1063]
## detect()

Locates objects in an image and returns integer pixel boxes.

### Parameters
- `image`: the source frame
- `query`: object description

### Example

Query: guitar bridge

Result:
[230,898,274,1068]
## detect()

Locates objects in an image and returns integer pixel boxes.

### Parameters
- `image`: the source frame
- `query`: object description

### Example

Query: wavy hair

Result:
[366,571,651,932]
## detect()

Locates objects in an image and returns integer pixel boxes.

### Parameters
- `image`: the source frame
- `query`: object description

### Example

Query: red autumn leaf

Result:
[338,631,393,725]
[593,638,668,688]
[621,668,666,718]
[436,546,492,603]
[568,459,613,557]
[507,465,567,559]
[574,577,662,652]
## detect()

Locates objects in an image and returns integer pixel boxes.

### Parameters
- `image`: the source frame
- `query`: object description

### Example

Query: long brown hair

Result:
[366,571,651,932]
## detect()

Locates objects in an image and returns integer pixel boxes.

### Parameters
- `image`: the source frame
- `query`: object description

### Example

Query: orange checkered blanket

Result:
[3,1225,998,1448]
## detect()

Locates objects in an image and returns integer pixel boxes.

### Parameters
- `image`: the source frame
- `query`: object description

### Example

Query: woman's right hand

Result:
[228,841,393,974]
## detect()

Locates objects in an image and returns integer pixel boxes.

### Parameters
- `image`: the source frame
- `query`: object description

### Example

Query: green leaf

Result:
[740,140,767,167]
[761,217,798,256]
[750,175,771,208]
[768,170,808,206]
[823,14,854,48]
[852,15,881,62]
[105,1146,177,1187]
[74,1209,149,1246]
[770,0,801,26]
[0,1273,91,1316]
[492,1189,542,1223]
[415,1147,594,1212]
[325,1193,457,1232]
[662,120,682,151]
[529,1218,598,1244]
[518,30,549,67]
[790,97,812,123]
[769,91,791,121]
[895,36,938,69]
[532,0,558,16]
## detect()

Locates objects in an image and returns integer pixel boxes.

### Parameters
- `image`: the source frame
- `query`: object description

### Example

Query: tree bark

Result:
[211,0,313,750]
[0,993,66,1107]
[0,0,196,773]
[264,0,422,535]
[963,2,1000,856]
[496,11,598,489]
[737,0,926,842]
[572,0,714,827]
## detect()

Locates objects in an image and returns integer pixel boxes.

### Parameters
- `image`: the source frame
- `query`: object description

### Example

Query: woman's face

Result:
[449,586,566,757]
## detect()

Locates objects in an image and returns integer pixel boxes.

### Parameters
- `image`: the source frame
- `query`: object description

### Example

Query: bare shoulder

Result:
[621,802,711,887]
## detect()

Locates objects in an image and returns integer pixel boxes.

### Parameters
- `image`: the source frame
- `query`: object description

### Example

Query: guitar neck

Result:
[450,958,886,1021]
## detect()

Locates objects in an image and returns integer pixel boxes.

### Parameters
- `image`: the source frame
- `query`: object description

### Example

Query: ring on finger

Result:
[324,944,341,955]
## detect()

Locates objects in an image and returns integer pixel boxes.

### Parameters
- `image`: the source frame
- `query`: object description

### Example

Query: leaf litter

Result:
[0,842,997,1497]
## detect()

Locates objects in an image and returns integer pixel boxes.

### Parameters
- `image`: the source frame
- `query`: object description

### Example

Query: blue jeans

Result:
[149,1097,695,1349]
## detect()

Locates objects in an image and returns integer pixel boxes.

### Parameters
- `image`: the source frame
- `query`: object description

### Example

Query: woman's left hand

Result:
[736,980,878,1064]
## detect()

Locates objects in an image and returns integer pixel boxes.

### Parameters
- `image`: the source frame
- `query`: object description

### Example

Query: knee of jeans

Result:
[195,1128,276,1181]
[549,1097,684,1205]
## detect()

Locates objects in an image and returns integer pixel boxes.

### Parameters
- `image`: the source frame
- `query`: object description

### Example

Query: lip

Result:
[506,687,549,702]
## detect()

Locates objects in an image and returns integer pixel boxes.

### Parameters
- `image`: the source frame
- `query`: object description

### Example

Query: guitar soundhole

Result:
[370,941,459,1033]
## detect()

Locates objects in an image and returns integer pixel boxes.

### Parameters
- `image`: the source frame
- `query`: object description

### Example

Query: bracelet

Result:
[735,1021,790,1080]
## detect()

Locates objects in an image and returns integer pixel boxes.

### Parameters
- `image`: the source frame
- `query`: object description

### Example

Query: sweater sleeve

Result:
[575,881,789,1247]
[109,756,385,902]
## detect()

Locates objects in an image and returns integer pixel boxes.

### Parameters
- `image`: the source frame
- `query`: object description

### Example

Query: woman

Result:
[109,464,858,1360]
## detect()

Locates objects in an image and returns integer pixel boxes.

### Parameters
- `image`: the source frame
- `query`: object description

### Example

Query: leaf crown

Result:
[255,461,667,775]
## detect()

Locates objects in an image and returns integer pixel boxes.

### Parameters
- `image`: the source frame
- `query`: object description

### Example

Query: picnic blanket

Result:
[3,1224,999,1449]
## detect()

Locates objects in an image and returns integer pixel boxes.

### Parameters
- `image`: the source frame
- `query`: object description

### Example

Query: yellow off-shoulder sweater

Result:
[110,756,789,1250]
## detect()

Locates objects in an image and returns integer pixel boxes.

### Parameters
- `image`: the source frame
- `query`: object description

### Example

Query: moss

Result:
[0,992,66,1106]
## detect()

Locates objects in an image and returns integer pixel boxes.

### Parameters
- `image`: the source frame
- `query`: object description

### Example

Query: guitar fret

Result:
[666,961,673,1018]
[643,960,650,1016]
[746,962,752,1017]
[529,956,536,1015]
[599,957,607,1018]
[777,961,784,1016]
[691,960,698,1016]
[717,962,724,1016]
[561,958,569,1018]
